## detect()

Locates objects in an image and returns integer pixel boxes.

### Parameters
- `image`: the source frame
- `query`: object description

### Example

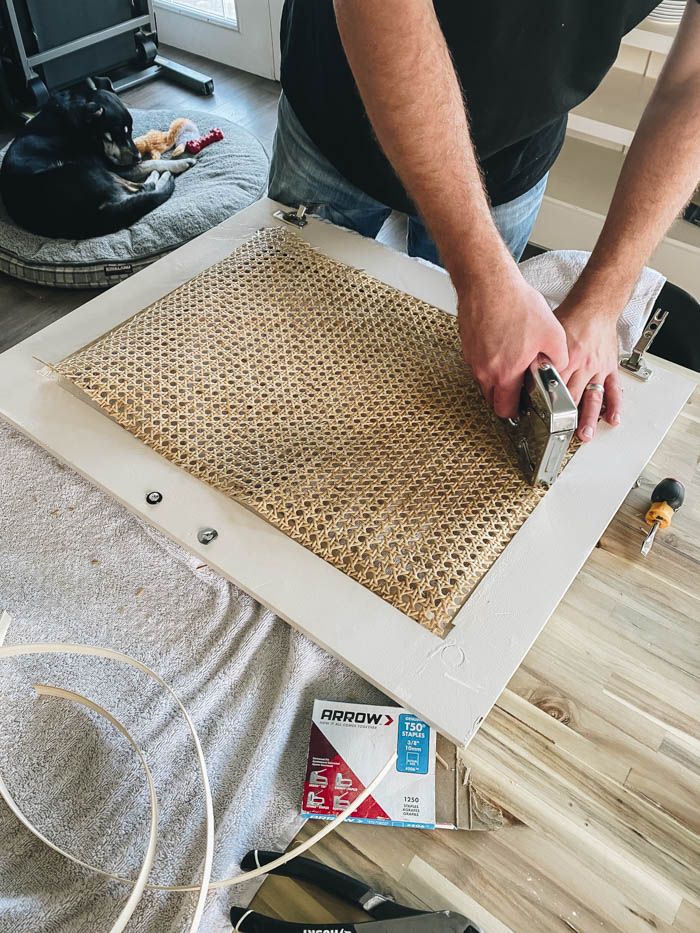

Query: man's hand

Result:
[556,298,622,443]
[458,265,568,419]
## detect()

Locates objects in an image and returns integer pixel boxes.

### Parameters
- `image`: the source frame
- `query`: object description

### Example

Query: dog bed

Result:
[0,108,269,289]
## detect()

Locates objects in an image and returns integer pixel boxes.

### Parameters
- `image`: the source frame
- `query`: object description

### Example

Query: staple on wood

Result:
[56,227,551,634]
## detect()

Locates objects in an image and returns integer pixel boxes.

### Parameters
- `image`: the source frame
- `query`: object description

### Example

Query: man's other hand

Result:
[556,298,623,443]
[457,268,569,420]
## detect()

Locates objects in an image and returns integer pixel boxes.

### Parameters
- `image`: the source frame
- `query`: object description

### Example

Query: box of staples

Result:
[301,699,449,829]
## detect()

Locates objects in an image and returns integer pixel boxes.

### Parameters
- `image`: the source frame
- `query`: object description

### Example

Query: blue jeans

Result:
[268,94,547,263]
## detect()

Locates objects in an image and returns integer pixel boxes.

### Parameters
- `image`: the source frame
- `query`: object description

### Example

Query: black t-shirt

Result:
[280,1,659,210]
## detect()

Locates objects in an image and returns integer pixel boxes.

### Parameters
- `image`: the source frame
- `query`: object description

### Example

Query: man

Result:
[269,1,700,443]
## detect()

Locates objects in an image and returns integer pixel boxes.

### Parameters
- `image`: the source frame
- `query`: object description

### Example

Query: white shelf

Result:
[537,15,698,296]
[532,136,700,297]
[622,17,677,53]
[569,68,655,146]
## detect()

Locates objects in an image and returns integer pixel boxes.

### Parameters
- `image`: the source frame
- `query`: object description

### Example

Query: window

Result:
[156,0,238,28]
[155,0,282,80]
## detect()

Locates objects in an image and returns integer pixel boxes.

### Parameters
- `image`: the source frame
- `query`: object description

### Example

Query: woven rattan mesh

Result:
[57,227,549,634]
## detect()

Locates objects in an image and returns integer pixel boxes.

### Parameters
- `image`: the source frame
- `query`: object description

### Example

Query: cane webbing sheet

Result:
[56,227,548,634]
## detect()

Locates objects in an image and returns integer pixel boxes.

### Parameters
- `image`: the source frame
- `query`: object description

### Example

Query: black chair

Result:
[652,279,700,372]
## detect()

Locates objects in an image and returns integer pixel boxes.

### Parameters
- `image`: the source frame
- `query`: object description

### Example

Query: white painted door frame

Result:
[155,0,283,80]
[0,198,693,747]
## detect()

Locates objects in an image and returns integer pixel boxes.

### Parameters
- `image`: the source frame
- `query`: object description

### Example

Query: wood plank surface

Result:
[253,384,700,931]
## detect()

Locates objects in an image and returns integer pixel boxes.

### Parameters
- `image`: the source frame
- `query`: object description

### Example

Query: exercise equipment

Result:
[0,0,213,116]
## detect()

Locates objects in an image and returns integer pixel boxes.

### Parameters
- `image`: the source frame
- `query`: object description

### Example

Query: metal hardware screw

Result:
[197,527,218,545]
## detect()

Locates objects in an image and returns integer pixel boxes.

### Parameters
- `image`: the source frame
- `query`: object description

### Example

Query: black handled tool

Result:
[230,850,484,932]
[641,477,685,556]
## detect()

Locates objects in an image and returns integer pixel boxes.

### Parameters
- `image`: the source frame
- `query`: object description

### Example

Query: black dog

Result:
[0,77,195,239]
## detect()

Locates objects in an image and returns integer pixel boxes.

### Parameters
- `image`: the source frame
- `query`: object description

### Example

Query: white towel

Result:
[519,249,665,355]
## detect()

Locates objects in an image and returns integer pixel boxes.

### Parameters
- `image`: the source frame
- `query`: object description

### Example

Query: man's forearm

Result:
[333,0,511,289]
[573,4,700,314]
[334,0,569,418]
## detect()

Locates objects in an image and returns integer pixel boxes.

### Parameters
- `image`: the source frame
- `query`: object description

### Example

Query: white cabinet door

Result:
[155,0,284,80]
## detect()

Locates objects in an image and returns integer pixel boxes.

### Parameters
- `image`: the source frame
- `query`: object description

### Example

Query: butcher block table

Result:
[252,368,700,933]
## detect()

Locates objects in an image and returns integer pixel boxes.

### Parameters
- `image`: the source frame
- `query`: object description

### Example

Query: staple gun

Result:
[504,355,577,487]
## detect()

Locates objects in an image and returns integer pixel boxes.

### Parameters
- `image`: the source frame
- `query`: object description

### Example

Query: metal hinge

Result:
[619,308,668,381]
[273,204,309,228]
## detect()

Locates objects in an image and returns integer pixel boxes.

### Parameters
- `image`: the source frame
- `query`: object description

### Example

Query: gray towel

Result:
[0,420,384,932]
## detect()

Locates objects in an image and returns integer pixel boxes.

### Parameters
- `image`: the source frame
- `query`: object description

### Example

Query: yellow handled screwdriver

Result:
[641,477,685,556]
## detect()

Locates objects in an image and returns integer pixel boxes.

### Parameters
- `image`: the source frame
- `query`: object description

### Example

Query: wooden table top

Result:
[252,374,699,933]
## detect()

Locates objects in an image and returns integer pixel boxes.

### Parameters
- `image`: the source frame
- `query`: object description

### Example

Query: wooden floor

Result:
[0,46,405,355]
[2,48,698,933]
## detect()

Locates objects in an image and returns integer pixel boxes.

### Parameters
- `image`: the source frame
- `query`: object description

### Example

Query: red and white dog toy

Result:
[185,127,225,155]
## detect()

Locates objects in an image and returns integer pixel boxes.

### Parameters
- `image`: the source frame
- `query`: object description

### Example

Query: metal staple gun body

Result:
[505,355,578,488]
[230,850,484,932]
